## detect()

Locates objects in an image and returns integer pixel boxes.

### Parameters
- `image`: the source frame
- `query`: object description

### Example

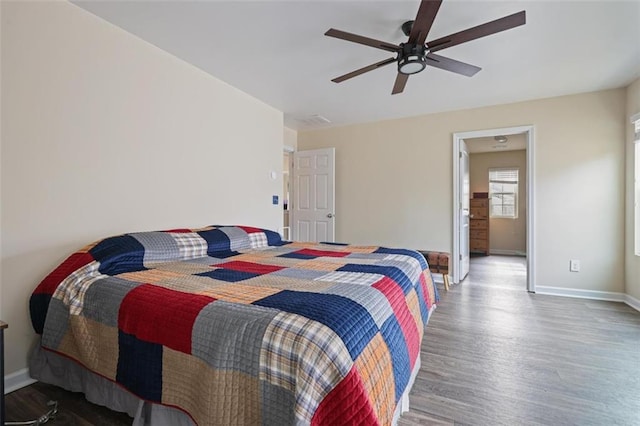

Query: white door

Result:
[293,148,335,242]
[459,140,470,280]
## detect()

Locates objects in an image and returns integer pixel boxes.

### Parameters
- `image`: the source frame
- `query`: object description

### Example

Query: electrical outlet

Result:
[569,259,580,272]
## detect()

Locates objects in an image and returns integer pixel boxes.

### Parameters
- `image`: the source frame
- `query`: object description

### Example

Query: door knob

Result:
[327,213,334,218]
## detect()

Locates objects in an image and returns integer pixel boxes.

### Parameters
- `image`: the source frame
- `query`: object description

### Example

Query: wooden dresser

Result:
[470,198,490,255]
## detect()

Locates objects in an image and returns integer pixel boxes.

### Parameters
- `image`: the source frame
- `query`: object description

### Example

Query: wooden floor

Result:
[6,255,640,425]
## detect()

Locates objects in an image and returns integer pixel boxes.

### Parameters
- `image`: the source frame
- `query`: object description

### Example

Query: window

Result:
[633,113,640,256]
[489,168,519,218]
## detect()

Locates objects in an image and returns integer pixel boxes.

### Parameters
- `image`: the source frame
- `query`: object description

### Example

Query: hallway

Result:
[466,254,527,290]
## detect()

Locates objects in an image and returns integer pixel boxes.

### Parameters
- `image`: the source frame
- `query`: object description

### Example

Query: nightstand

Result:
[1,321,6,426]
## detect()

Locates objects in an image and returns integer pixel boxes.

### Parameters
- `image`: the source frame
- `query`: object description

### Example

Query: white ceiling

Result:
[74,1,640,130]
[466,134,526,154]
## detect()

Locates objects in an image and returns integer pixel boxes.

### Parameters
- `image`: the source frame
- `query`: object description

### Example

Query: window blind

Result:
[489,169,518,183]
[489,168,519,219]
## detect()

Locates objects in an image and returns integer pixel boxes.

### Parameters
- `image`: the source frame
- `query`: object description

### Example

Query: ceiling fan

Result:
[325,0,526,94]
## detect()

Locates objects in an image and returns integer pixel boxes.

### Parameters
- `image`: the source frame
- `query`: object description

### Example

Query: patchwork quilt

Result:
[30,226,438,426]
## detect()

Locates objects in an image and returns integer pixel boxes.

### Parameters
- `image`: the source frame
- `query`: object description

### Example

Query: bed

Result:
[29,225,438,425]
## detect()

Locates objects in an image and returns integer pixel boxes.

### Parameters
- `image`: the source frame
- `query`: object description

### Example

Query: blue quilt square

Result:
[338,263,413,294]
[197,229,231,256]
[253,290,377,360]
[116,331,163,402]
[374,247,428,270]
[279,252,315,260]
[30,293,51,334]
[196,269,259,282]
[263,228,285,246]
[209,250,240,259]
[90,235,146,275]
[414,281,430,323]
[380,316,411,403]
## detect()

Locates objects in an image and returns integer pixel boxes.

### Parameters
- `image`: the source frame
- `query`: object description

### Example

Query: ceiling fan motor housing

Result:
[398,43,428,75]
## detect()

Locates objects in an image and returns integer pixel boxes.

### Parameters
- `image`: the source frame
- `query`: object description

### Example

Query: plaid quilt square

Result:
[171,232,208,260]
[260,312,352,423]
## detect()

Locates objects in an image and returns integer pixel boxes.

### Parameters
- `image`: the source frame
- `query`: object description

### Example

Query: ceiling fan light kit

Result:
[325,0,526,94]
[398,43,428,75]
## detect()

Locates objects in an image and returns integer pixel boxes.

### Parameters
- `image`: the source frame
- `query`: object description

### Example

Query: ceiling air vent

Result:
[296,114,331,127]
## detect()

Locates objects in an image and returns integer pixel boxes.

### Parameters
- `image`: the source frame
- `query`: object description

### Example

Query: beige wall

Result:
[284,127,298,150]
[469,150,527,254]
[299,89,626,294]
[625,78,640,300]
[1,2,284,375]
[0,0,3,323]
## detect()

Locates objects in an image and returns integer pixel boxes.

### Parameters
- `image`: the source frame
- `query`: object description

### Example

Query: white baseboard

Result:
[535,286,625,302]
[431,274,452,285]
[5,368,36,394]
[625,294,640,312]
[431,274,444,284]
[535,286,639,313]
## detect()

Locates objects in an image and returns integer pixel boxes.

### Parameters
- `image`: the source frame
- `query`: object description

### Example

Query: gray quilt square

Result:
[42,298,69,349]
[261,381,295,426]
[191,301,278,376]
[82,277,141,327]
[270,267,326,280]
[219,227,251,251]
[321,282,393,328]
[131,232,180,264]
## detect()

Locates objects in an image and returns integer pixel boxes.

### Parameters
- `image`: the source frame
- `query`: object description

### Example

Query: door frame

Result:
[452,125,536,292]
[284,145,295,240]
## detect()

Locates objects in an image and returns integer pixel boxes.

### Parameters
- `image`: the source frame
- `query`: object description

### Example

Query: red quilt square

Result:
[373,277,420,367]
[295,249,350,258]
[215,261,284,275]
[35,252,95,295]
[118,284,215,354]
[312,367,376,426]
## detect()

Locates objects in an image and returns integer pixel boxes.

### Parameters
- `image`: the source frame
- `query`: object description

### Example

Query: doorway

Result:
[282,147,294,240]
[452,126,535,292]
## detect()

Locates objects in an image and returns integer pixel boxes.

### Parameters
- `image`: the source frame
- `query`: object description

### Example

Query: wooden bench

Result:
[418,251,450,291]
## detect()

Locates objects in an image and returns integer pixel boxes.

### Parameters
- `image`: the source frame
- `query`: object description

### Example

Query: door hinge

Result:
[460,254,463,260]
[459,151,462,158]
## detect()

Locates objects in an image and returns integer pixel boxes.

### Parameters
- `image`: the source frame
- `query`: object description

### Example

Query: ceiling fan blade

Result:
[325,28,400,52]
[426,53,481,76]
[392,73,409,95]
[408,0,443,45]
[428,10,526,53]
[331,57,397,83]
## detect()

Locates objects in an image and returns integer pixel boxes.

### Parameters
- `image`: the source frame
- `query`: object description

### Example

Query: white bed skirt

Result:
[29,341,421,426]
